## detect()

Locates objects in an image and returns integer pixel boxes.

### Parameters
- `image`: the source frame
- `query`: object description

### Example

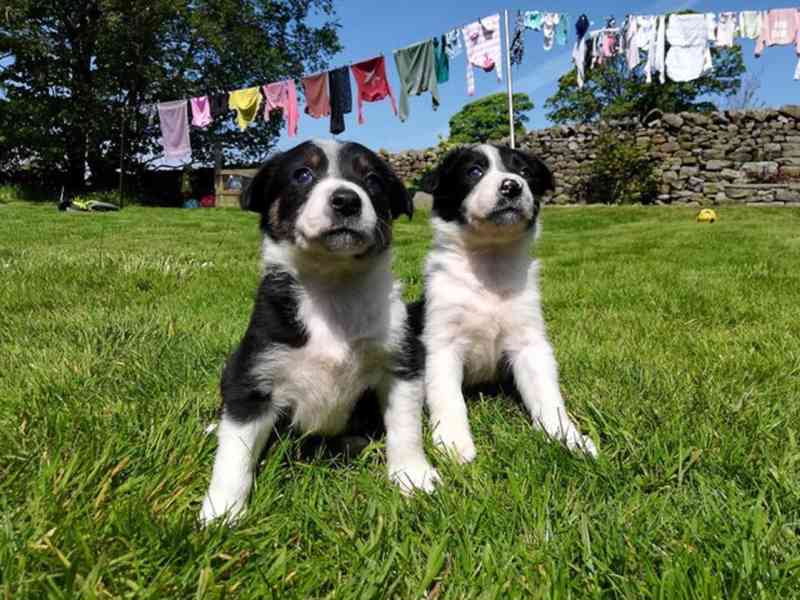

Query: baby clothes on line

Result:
[444,29,463,58]
[189,96,212,129]
[157,100,191,162]
[716,12,737,47]
[665,13,713,83]
[393,39,440,122]
[433,36,450,83]
[328,67,352,135]
[755,9,800,57]
[302,72,331,118]
[208,93,229,120]
[738,11,763,40]
[228,87,263,131]
[572,14,590,88]
[262,80,299,138]
[462,14,502,96]
[510,11,526,66]
[555,14,569,46]
[624,16,640,69]
[350,56,398,124]
[795,57,800,80]
[524,11,543,31]
[645,15,666,84]
[542,13,560,51]
[705,13,717,42]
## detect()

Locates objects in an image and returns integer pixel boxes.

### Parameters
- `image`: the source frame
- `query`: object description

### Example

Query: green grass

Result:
[1,202,799,599]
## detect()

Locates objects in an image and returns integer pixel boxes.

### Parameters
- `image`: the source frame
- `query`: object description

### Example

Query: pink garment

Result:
[755,9,800,57]
[157,100,191,162]
[302,72,331,118]
[190,96,212,129]
[262,80,299,138]
[350,57,398,124]
[462,14,502,96]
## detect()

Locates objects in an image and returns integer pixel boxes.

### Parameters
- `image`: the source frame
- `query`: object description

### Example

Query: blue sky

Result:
[280,0,797,152]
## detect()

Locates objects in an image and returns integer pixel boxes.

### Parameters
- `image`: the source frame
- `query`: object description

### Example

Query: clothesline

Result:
[151,6,800,163]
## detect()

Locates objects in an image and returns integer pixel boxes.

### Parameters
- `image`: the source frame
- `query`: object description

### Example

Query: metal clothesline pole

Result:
[503,9,516,149]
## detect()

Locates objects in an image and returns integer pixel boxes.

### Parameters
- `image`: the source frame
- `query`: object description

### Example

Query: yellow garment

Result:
[228,87,263,131]
[697,209,718,223]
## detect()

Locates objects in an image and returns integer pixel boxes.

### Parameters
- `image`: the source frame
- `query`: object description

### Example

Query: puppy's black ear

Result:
[241,152,283,212]
[421,147,467,195]
[372,154,413,220]
[514,150,555,196]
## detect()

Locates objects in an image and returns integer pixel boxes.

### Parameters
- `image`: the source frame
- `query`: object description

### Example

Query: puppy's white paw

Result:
[432,428,477,464]
[390,461,441,495]
[199,490,246,527]
[535,414,598,458]
[565,432,598,458]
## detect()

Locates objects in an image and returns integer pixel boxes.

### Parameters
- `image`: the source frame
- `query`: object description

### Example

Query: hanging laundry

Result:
[462,14,502,96]
[755,9,800,57]
[524,11,543,31]
[444,29,463,58]
[624,16,640,69]
[716,13,737,47]
[209,93,230,120]
[573,14,590,88]
[228,87,263,131]
[555,14,569,47]
[350,56,398,124]
[302,72,331,118]
[795,57,800,80]
[542,13,561,51]
[738,11,763,40]
[433,36,450,83]
[601,18,619,61]
[262,80,299,138]
[645,15,666,84]
[189,96,212,129]
[665,13,713,83]
[393,39,440,122]
[328,67,352,135]
[510,11,526,66]
[705,13,717,42]
[157,100,191,162]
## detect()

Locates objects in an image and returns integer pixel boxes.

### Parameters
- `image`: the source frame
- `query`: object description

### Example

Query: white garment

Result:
[462,15,502,96]
[738,11,763,40]
[645,15,666,84]
[572,35,588,88]
[705,13,717,42]
[542,13,560,51]
[665,14,712,83]
[625,16,640,69]
[716,12,737,47]
[795,57,800,80]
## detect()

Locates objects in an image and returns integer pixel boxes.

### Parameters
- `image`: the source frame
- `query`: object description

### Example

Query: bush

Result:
[0,184,22,204]
[577,131,659,204]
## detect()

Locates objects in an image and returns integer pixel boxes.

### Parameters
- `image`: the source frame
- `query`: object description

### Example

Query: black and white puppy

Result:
[417,144,598,464]
[201,140,438,525]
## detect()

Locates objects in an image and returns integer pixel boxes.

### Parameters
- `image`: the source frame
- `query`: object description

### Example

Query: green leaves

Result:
[448,92,534,144]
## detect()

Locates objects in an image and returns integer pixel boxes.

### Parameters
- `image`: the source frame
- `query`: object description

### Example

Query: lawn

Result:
[1,202,799,599]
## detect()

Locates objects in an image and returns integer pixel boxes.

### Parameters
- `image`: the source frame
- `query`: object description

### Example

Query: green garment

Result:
[433,35,449,84]
[393,39,440,122]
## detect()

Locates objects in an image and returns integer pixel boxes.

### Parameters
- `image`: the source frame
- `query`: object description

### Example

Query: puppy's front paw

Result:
[566,432,598,458]
[536,414,598,458]
[199,490,247,527]
[432,427,477,464]
[390,461,440,495]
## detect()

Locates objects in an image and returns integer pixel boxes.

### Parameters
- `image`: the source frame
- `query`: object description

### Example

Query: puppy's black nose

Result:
[330,189,361,217]
[499,178,522,199]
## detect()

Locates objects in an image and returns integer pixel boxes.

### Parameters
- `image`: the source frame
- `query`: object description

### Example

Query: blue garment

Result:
[556,14,570,46]
[524,11,543,30]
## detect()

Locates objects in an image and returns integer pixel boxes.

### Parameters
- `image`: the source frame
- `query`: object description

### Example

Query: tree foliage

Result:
[545,46,745,125]
[0,0,340,189]
[448,93,534,144]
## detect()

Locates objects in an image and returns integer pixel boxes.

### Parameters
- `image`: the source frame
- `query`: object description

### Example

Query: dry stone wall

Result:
[382,105,800,205]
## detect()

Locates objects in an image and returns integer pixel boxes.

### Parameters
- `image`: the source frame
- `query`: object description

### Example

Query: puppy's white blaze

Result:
[295,177,377,245]
[312,138,343,177]
[200,410,277,525]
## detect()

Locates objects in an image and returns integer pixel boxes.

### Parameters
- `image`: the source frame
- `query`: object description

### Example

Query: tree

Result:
[448,93,534,144]
[0,0,340,190]
[545,46,745,124]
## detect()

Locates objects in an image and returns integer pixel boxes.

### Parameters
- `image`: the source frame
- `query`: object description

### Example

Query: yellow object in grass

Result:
[697,209,718,223]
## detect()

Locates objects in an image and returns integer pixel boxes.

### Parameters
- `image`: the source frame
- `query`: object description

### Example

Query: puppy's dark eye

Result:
[467,166,483,179]
[519,167,531,178]
[293,167,314,185]
[364,172,383,190]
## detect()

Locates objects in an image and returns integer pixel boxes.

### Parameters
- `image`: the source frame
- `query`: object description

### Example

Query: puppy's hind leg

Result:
[510,341,598,458]
[200,409,276,526]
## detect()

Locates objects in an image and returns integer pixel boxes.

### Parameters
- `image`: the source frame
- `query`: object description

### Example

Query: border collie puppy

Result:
[417,144,598,464]
[201,140,438,525]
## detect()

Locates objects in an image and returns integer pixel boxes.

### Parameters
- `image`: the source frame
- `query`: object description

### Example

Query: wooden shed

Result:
[215,168,257,208]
